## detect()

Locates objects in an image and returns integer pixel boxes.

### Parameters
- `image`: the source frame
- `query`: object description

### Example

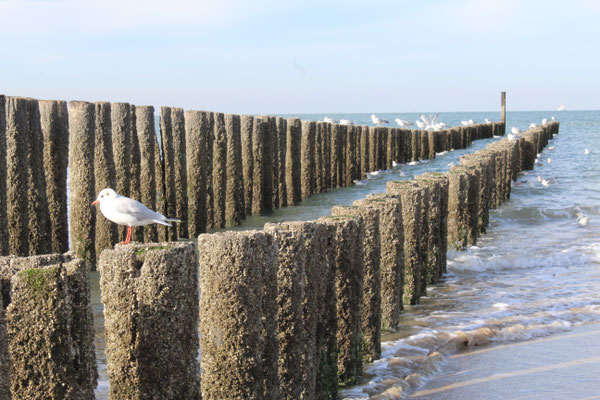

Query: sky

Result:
[1,0,599,114]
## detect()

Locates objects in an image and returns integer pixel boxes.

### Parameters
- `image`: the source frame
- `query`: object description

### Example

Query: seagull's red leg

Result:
[122,226,132,244]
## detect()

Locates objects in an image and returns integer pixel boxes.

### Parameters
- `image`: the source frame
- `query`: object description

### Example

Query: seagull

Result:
[547,157,551,163]
[551,116,556,121]
[323,116,337,124]
[415,120,426,129]
[529,123,538,129]
[339,119,354,126]
[395,118,412,127]
[484,118,492,124]
[577,212,589,226]
[371,114,389,125]
[92,188,181,244]
[548,146,555,150]
[584,149,590,155]
[507,133,520,141]
[511,127,521,134]
[541,118,548,125]
[461,120,473,126]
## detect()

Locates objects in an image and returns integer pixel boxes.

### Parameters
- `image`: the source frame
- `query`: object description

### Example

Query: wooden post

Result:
[501,91,506,126]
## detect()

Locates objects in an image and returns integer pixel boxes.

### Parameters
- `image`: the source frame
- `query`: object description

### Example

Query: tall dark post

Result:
[501,91,506,126]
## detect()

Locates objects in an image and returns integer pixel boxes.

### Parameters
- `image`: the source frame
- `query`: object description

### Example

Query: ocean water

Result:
[91,110,600,399]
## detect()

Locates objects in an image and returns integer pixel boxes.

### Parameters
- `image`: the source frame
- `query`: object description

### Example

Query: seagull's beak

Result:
[91,199,99,206]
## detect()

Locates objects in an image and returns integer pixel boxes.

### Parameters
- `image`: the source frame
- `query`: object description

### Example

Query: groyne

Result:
[1,93,502,268]
[0,92,566,399]
[195,122,558,398]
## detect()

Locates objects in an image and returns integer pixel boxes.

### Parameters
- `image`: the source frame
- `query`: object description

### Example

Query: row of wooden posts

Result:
[0,94,505,267]
[0,115,558,398]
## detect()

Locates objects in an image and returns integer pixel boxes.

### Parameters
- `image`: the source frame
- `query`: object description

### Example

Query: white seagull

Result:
[415,120,426,129]
[541,118,548,125]
[511,127,521,134]
[323,116,337,124]
[371,114,389,125]
[395,118,412,127]
[92,188,181,244]
[584,148,590,155]
[577,212,590,226]
[484,118,492,124]
[529,123,538,129]
[339,119,354,126]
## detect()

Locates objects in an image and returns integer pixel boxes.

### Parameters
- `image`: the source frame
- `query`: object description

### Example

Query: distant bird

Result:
[340,119,354,126]
[547,157,551,163]
[548,146,555,150]
[484,118,492,124]
[529,123,538,129]
[371,114,389,125]
[508,133,520,141]
[395,118,412,127]
[415,120,426,129]
[511,127,521,134]
[323,116,337,124]
[461,120,474,126]
[551,116,556,121]
[541,118,548,125]
[92,188,181,244]
[577,212,590,226]
[584,148,590,155]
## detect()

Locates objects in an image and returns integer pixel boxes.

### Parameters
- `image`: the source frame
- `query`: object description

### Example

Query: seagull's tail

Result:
[153,217,181,227]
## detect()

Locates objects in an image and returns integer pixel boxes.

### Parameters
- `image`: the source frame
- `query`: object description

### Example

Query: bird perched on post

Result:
[92,188,181,244]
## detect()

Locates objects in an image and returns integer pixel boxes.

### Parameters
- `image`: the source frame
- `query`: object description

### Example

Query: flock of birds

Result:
[323,113,456,131]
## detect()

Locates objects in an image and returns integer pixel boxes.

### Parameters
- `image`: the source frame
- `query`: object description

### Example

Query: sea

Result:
[91,110,600,399]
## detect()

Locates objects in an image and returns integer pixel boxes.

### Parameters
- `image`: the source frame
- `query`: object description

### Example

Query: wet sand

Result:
[411,322,600,400]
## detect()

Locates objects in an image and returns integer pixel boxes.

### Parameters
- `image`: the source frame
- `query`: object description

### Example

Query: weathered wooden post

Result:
[263,224,307,399]
[25,98,51,255]
[212,112,227,228]
[225,114,244,226]
[386,180,423,305]
[252,116,274,215]
[345,126,357,187]
[241,115,254,216]
[198,232,279,399]
[317,215,364,386]
[360,125,369,178]
[331,205,381,363]
[136,106,158,242]
[99,242,200,399]
[128,105,144,242]
[1,253,97,399]
[40,100,69,254]
[277,117,288,206]
[110,103,132,241]
[159,107,177,239]
[301,120,316,198]
[0,95,6,255]
[185,110,208,236]
[171,108,188,238]
[285,118,302,205]
[68,100,96,263]
[354,194,404,328]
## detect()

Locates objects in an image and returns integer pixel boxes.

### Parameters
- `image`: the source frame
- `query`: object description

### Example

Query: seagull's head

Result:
[92,188,118,206]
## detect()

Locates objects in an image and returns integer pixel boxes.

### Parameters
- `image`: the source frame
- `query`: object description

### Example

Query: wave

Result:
[341,303,600,399]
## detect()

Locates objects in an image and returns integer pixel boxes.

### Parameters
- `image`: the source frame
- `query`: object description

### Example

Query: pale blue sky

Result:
[1,0,598,114]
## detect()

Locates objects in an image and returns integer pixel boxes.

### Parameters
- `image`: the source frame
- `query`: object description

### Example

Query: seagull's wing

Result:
[420,114,428,123]
[112,196,164,221]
